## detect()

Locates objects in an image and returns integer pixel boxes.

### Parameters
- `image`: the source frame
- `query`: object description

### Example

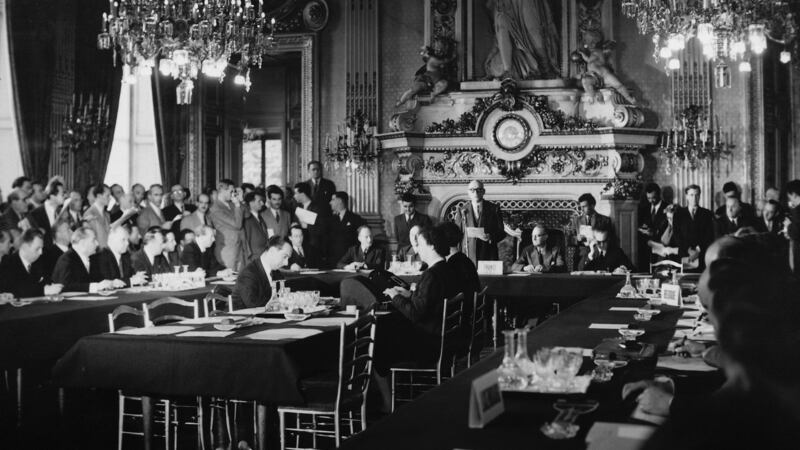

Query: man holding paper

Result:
[453,180,506,265]
[293,181,330,267]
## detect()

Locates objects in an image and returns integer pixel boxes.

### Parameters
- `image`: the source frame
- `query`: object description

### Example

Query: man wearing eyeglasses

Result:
[511,223,566,273]
[453,180,506,264]
[163,184,195,236]
[578,222,632,273]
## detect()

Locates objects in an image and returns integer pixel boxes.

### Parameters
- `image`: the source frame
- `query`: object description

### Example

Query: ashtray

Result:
[618,328,645,340]
[634,309,661,321]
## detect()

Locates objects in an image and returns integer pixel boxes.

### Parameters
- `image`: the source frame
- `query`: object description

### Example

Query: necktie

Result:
[274,209,279,221]
[690,207,696,219]
[651,205,656,219]
[25,264,31,274]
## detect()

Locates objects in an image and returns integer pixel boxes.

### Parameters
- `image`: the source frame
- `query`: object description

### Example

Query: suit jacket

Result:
[308,177,336,204]
[754,216,782,234]
[180,242,225,276]
[179,211,207,234]
[391,260,458,335]
[232,257,279,309]
[637,202,666,270]
[163,203,196,235]
[28,205,56,240]
[130,249,170,277]
[41,243,67,281]
[714,202,756,220]
[90,247,134,284]
[511,244,566,273]
[294,201,330,263]
[1,208,26,231]
[262,208,292,239]
[578,246,634,272]
[674,206,715,270]
[336,245,386,270]
[241,210,271,262]
[328,210,365,264]
[453,200,506,264]
[136,202,167,233]
[0,253,46,297]
[207,200,243,270]
[446,251,480,296]
[288,243,319,269]
[51,249,98,292]
[714,215,758,238]
[394,212,433,251]
[638,202,667,230]
[82,204,111,248]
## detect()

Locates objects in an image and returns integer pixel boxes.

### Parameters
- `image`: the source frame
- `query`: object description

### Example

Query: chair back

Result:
[143,297,199,326]
[107,305,144,332]
[650,259,684,276]
[203,292,233,317]
[335,312,376,413]
[468,286,489,366]
[436,293,464,381]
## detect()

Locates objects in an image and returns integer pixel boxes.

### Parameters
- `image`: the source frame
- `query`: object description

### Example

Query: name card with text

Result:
[468,370,504,429]
[660,283,682,307]
[477,260,504,275]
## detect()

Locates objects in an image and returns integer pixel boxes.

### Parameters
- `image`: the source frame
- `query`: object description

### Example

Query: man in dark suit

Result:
[287,225,319,270]
[90,225,143,286]
[637,183,666,270]
[241,190,270,262]
[130,227,170,277]
[263,185,292,239]
[180,225,230,277]
[28,181,65,242]
[394,193,433,257]
[337,225,385,270]
[754,199,783,234]
[453,180,506,264]
[51,227,118,292]
[1,190,28,232]
[715,197,758,238]
[714,181,756,220]
[232,236,292,309]
[512,224,566,273]
[674,184,715,272]
[41,219,72,280]
[784,180,800,274]
[162,184,196,236]
[439,222,480,323]
[306,160,336,204]
[293,181,331,266]
[137,184,174,233]
[578,222,633,272]
[328,191,365,264]
[0,229,63,298]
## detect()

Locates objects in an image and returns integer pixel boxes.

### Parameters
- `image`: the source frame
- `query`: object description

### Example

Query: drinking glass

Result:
[498,330,527,389]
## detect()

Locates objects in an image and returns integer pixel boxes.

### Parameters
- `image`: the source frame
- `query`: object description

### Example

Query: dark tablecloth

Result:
[339,283,687,450]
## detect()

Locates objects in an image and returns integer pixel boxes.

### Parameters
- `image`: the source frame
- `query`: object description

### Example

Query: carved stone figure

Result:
[396,38,455,107]
[575,34,636,105]
[483,0,561,80]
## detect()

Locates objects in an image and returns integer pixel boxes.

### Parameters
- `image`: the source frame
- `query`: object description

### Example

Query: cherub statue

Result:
[574,34,636,105]
[396,38,455,107]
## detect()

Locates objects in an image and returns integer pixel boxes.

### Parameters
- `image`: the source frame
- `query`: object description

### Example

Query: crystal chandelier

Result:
[621,0,797,72]
[324,111,380,174]
[659,105,728,174]
[97,1,278,104]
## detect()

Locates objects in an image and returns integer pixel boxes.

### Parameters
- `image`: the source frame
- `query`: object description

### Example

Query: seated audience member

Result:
[0,229,62,297]
[714,197,756,237]
[383,226,458,335]
[439,221,480,319]
[394,193,432,257]
[41,219,73,278]
[713,181,755,219]
[180,193,210,233]
[1,190,29,231]
[287,224,318,270]
[181,225,230,277]
[578,222,633,273]
[162,230,180,267]
[263,185,291,239]
[232,236,292,309]
[396,225,422,263]
[511,224,566,273]
[337,225,386,270]
[51,227,119,293]
[130,227,170,277]
[647,204,680,262]
[179,229,196,247]
[91,225,144,286]
[756,199,782,234]
[0,229,11,263]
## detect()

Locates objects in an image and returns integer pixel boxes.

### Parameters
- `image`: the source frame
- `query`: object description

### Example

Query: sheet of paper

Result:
[681,309,703,318]
[589,323,628,330]
[297,317,356,327]
[210,280,236,286]
[178,330,236,338]
[657,355,717,372]
[178,316,248,325]
[242,328,323,340]
[507,273,531,277]
[66,296,118,301]
[116,326,195,336]
[294,208,317,226]
[676,318,696,328]
[60,292,89,297]
[609,307,641,311]
[298,270,325,274]
[233,307,266,315]
[465,227,485,239]
[579,225,594,241]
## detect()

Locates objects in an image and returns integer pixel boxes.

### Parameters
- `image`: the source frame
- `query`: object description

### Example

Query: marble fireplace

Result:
[377,80,661,266]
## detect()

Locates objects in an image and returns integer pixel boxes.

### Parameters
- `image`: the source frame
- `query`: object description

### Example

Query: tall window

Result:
[242,138,283,187]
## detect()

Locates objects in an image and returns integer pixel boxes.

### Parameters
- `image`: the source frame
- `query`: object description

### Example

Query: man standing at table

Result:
[328,191,364,265]
[306,160,336,204]
[130,227,170,277]
[241,190,270,262]
[394,193,432,258]
[512,223,566,273]
[51,227,119,292]
[207,179,243,270]
[453,180,505,264]
[162,184,195,235]
[232,236,292,309]
[263,185,291,239]
[0,229,63,298]
[674,184,715,271]
[337,225,385,270]
[637,183,666,270]
[293,181,330,266]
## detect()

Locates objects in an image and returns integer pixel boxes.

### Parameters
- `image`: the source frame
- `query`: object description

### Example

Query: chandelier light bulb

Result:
[739,61,752,72]
[668,34,686,52]
[234,73,246,85]
[172,49,189,66]
[697,23,715,46]
[659,47,672,59]
[731,41,747,59]
[159,59,173,76]
[748,24,767,55]
[780,51,792,64]
[668,58,681,70]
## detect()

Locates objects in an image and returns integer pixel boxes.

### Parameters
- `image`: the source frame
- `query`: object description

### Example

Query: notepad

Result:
[294,208,317,226]
[657,355,717,372]
[242,328,322,340]
[589,323,628,330]
[465,227,485,239]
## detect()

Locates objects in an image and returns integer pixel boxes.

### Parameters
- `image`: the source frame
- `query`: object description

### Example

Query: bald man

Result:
[453,180,505,264]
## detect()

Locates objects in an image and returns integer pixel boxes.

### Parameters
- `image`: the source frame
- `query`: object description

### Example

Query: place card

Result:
[609,307,641,312]
[477,261,504,275]
[589,323,628,330]
[242,328,322,340]
[468,370,504,429]
[178,330,236,338]
[660,283,682,306]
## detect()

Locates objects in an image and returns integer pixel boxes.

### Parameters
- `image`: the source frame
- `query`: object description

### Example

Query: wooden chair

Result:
[143,297,199,326]
[650,259,684,277]
[390,293,464,411]
[468,286,490,367]
[107,305,144,332]
[278,312,377,449]
[202,292,233,317]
